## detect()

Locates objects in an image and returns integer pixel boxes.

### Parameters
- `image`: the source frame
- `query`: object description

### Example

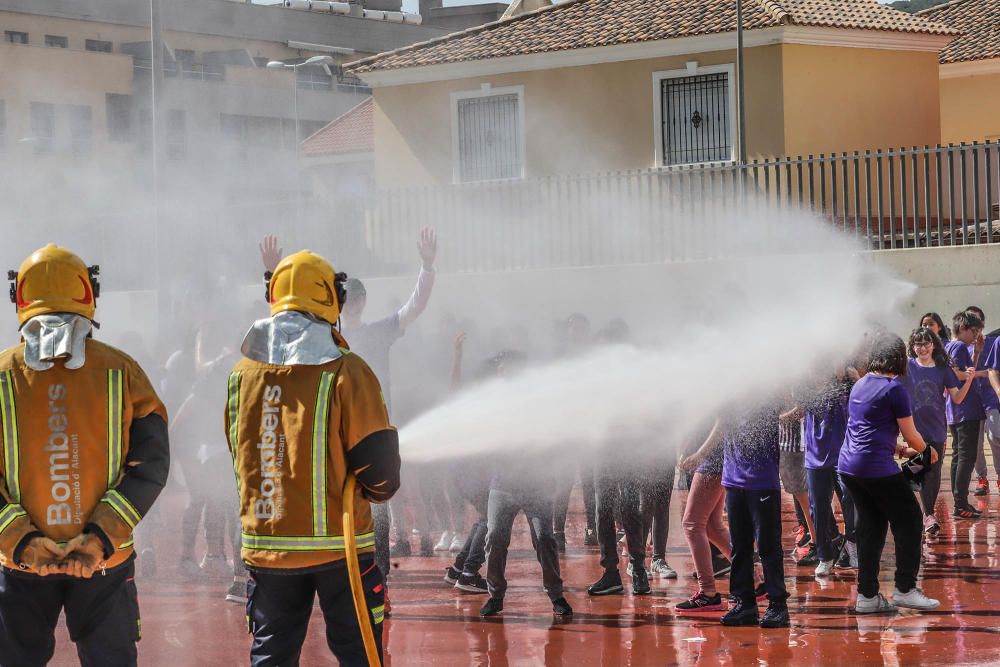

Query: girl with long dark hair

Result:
[905,328,976,530]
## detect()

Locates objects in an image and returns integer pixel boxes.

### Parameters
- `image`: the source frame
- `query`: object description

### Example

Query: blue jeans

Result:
[806,467,855,562]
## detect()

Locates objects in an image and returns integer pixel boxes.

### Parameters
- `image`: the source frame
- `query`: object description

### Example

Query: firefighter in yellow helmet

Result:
[0,244,169,666]
[228,250,400,666]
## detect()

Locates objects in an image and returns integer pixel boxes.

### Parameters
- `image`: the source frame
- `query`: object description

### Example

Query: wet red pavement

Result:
[50,485,1000,666]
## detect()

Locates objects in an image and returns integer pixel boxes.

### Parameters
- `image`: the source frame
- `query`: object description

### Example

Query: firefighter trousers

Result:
[0,558,140,667]
[247,556,385,667]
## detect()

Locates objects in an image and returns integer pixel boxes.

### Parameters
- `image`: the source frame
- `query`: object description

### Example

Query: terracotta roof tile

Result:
[349,0,956,75]
[920,0,1000,63]
[302,97,373,157]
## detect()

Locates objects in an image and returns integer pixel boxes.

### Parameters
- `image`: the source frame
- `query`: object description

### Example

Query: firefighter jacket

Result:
[0,339,170,572]
[226,342,401,571]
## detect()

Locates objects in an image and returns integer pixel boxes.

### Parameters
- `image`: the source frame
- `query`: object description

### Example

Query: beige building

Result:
[921,0,1000,144]
[349,0,955,188]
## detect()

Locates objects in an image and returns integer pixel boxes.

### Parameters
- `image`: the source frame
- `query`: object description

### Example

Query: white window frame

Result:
[450,83,526,184]
[652,63,737,168]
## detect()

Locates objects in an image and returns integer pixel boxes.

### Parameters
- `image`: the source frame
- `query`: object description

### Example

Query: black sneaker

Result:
[479,597,503,617]
[444,566,461,585]
[583,528,598,546]
[225,579,247,604]
[795,544,819,566]
[554,531,567,554]
[588,569,624,596]
[389,541,411,558]
[954,504,981,520]
[712,555,732,578]
[720,599,759,626]
[456,572,489,594]
[632,566,651,595]
[552,597,573,616]
[760,601,790,628]
[675,592,724,612]
[419,535,434,557]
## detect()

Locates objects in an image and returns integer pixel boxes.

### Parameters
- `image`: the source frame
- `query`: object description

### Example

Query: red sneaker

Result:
[974,478,989,496]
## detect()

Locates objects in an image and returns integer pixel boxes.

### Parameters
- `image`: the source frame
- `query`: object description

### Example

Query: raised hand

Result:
[418,227,437,270]
[259,235,283,273]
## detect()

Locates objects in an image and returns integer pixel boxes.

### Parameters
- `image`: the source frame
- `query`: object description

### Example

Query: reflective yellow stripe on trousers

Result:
[312,372,334,537]
[0,371,20,503]
[107,369,123,488]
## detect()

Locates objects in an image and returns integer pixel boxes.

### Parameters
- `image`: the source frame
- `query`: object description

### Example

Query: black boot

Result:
[587,569,624,596]
[631,566,651,595]
[760,600,790,628]
[552,597,573,616]
[479,597,504,617]
[720,599,759,626]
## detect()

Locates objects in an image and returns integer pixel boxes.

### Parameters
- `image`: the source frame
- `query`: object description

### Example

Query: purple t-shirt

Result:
[946,340,985,424]
[838,374,911,479]
[803,379,849,470]
[902,359,959,444]
[975,335,999,411]
[722,408,780,491]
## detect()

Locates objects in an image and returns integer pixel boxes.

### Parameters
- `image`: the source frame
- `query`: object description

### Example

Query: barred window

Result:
[455,92,522,183]
[659,72,732,166]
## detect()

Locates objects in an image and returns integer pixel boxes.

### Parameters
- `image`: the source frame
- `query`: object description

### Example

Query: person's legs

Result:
[247,570,315,667]
[683,473,727,596]
[0,569,63,667]
[919,441,946,517]
[524,493,565,602]
[641,459,675,563]
[484,489,520,601]
[618,475,646,571]
[316,559,385,667]
[581,463,597,534]
[953,420,983,508]
[725,488,757,606]
[595,467,623,572]
[841,475,889,598]
[807,468,837,562]
[461,489,491,575]
[551,472,573,536]
[65,561,140,667]
[781,451,816,544]
[746,490,788,603]
[976,419,989,481]
[874,475,924,594]
[835,473,856,542]
[986,408,1000,477]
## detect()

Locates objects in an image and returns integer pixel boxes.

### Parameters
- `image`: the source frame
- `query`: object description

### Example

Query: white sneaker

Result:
[856,592,897,614]
[923,514,940,536]
[626,562,633,577]
[651,558,678,579]
[434,531,454,552]
[893,588,940,610]
[449,534,464,552]
[815,560,835,576]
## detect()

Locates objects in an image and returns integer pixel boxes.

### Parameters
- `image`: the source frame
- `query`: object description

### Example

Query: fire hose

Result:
[343,475,382,667]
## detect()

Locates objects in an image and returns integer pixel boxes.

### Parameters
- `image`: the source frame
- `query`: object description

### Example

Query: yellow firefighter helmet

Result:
[268,250,345,325]
[10,244,99,326]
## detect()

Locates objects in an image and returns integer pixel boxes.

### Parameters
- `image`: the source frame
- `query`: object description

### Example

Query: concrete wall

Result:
[871,244,1000,328]
[939,68,1000,144]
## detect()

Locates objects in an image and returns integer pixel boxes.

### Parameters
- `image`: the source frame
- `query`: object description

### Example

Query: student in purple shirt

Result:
[966,307,1000,497]
[945,310,985,519]
[904,327,975,531]
[802,367,855,576]
[718,403,789,629]
[838,331,940,614]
